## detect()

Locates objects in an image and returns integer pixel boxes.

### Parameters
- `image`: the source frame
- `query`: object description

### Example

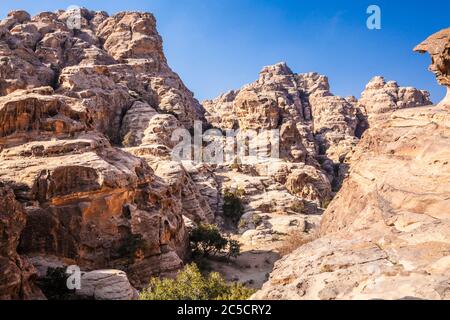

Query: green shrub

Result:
[223,188,245,223]
[190,224,241,259]
[322,197,333,209]
[229,157,241,171]
[190,224,228,257]
[226,240,241,259]
[139,264,255,300]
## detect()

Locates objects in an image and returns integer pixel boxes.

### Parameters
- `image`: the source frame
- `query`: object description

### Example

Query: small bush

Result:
[139,263,255,300]
[238,219,247,229]
[320,264,334,273]
[223,188,245,223]
[190,224,228,257]
[122,132,137,147]
[226,240,241,259]
[190,224,240,259]
[277,231,316,256]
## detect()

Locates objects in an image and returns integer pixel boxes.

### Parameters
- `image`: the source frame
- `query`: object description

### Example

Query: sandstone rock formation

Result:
[203,61,433,253]
[0,7,445,301]
[253,105,449,300]
[75,270,138,300]
[0,7,211,298]
[0,183,45,299]
[414,27,450,108]
[0,88,189,289]
[252,34,449,299]
[203,63,337,248]
[358,76,432,118]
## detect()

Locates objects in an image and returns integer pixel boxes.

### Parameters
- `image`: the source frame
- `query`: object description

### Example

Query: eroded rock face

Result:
[0,183,45,300]
[203,62,433,250]
[0,91,188,288]
[0,8,210,294]
[203,63,352,183]
[203,63,342,248]
[253,106,449,300]
[358,76,432,117]
[251,33,448,299]
[414,27,450,107]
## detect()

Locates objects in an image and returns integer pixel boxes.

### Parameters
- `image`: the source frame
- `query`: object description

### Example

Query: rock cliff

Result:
[253,105,449,300]
[253,30,450,300]
[0,8,210,298]
[0,7,446,300]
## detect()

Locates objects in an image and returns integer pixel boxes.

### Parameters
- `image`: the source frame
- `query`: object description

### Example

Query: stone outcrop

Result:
[0,183,45,300]
[358,76,432,118]
[75,270,138,300]
[203,62,433,251]
[414,27,450,107]
[203,63,357,249]
[0,90,189,288]
[253,34,449,300]
[1,7,446,301]
[254,105,449,300]
[0,7,211,298]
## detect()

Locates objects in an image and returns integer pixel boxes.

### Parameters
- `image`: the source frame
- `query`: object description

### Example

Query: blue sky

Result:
[2,0,449,102]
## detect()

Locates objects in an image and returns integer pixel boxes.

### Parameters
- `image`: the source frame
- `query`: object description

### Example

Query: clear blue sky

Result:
[2,0,449,102]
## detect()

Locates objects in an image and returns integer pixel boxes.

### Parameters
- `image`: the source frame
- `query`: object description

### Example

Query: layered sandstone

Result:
[253,106,449,300]
[0,183,45,299]
[1,7,446,301]
[0,8,210,298]
[203,62,433,253]
[358,76,432,119]
[253,31,449,299]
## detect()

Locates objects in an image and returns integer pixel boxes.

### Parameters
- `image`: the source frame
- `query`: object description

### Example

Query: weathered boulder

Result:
[76,270,138,300]
[414,27,450,108]
[253,105,449,300]
[0,8,209,293]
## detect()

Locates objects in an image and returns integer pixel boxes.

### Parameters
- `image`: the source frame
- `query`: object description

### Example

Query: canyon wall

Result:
[0,8,211,297]
[253,29,450,300]
[0,8,445,300]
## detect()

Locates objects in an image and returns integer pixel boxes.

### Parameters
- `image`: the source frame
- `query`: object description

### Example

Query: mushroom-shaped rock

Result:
[414,27,450,107]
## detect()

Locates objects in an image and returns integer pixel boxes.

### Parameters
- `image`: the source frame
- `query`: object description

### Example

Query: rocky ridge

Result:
[252,30,449,300]
[203,62,431,255]
[0,8,210,297]
[0,7,444,300]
